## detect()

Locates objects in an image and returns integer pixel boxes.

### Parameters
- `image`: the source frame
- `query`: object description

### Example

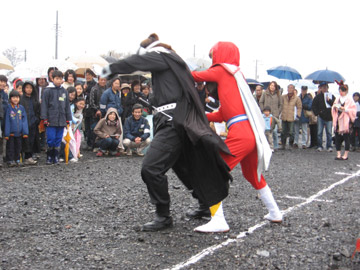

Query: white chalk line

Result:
[165,169,360,270]
[335,172,352,176]
[281,195,333,203]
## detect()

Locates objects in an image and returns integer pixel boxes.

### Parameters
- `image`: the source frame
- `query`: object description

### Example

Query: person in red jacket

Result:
[191,42,282,233]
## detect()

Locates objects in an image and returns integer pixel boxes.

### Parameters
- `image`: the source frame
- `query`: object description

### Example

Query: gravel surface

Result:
[1,148,359,270]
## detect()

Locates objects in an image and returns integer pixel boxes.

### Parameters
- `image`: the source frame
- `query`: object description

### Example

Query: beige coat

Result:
[259,90,283,118]
[281,94,302,122]
[93,107,124,149]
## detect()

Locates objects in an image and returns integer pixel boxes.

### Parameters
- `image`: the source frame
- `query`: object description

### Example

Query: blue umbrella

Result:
[304,69,345,83]
[267,65,302,80]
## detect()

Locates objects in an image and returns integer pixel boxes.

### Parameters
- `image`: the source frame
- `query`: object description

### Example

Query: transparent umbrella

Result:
[67,54,109,77]
[0,55,14,70]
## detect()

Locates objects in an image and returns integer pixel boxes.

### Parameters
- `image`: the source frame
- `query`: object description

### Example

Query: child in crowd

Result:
[72,97,85,159]
[332,81,356,160]
[59,95,84,163]
[75,83,85,99]
[13,79,24,96]
[67,86,77,105]
[94,107,123,157]
[4,91,28,167]
[41,70,72,165]
[263,106,281,152]
[123,104,151,156]
[20,81,40,165]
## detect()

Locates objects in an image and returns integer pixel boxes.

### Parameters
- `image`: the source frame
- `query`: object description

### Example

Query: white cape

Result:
[222,64,272,181]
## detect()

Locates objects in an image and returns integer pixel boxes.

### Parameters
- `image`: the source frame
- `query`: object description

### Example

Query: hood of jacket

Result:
[22,81,38,100]
[105,107,121,122]
[210,42,240,67]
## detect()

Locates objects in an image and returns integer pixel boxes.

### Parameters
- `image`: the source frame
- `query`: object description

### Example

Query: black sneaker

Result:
[141,215,173,232]
[186,206,211,219]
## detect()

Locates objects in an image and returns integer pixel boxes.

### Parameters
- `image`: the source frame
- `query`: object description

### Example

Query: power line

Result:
[55,10,59,59]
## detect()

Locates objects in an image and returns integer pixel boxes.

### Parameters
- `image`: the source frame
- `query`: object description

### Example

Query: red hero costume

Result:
[191,42,282,233]
[192,42,266,190]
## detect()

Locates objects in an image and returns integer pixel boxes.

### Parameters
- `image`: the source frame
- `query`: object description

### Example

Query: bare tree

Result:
[3,47,24,67]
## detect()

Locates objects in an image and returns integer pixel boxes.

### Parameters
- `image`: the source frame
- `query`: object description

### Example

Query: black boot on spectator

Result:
[53,147,60,165]
[142,204,173,231]
[46,148,53,165]
[186,202,211,219]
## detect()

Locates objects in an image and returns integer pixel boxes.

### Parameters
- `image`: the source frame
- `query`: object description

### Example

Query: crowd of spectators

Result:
[0,68,359,168]
[0,68,153,167]
[254,81,359,159]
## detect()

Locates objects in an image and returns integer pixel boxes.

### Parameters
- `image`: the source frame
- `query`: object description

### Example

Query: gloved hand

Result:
[23,135,28,139]
[4,137,9,140]
[44,119,49,126]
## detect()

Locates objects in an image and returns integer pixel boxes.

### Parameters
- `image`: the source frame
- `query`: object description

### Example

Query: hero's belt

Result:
[226,114,248,129]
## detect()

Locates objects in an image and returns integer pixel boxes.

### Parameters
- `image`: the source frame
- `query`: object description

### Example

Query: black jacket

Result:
[312,92,335,121]
[122,91,145,122]
[0,89,8,120]
[40,85,72,127]
[109,48,232,206]
[20,82,40,127]
[88,83,106,118]
[84,79,97,117]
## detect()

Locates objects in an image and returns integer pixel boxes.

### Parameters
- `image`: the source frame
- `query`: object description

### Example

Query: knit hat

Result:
[121,83,131,91]
[353,92,360,98]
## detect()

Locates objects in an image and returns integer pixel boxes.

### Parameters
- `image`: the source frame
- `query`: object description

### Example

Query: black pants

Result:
[335,132,350,151]
[281,121,294,146]
[84,116,97,148]
[88,118,99,148]
[350,127,360,147]
[6,136,22,162]
[96,137,119,151]
[141,124,182,216]
[23,124,38,159]
[309,124,318,147]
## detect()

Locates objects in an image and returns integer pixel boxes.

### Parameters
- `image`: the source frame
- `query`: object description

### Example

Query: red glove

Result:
[23,135,28,139]
[44,119,49,126]
[66,120,70,125]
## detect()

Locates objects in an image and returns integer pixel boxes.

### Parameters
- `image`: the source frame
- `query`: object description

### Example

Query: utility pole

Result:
[255,59,258,80]
[24,50,27,62]
[55,10,59,59]
[193,45,196,58]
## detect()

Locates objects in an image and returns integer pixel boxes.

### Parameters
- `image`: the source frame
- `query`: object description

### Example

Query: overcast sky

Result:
[1,0,359,91]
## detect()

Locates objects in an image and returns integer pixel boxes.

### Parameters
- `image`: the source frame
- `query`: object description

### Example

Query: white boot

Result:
[259,185,283,222]
[194,202,230,233]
